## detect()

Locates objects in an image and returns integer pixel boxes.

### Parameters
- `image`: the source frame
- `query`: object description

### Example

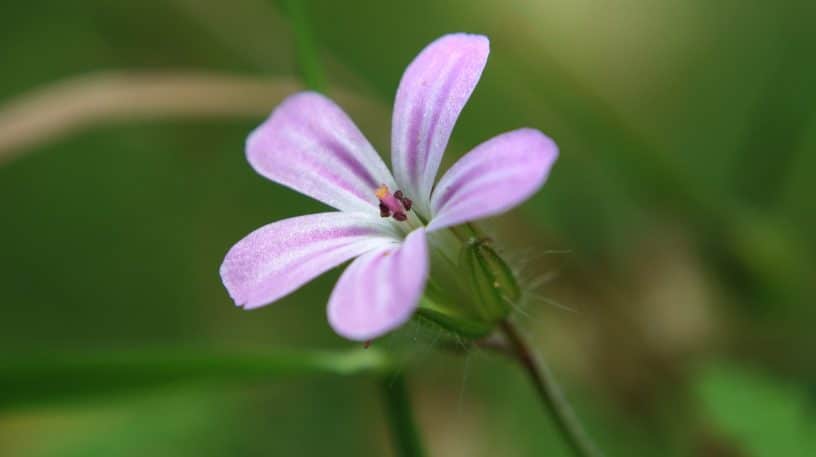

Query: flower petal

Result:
[327,228,428,341]
[427,128,558,232]
[220,212,398,309]
[391,34,489,216]
[247,92,396,213]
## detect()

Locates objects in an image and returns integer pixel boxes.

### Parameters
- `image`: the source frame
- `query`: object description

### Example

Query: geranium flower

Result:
[220,33,558,341]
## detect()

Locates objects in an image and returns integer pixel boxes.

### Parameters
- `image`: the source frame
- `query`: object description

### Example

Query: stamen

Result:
[394,191,413,210]
[374,184,412,222]
[379,202,391,218]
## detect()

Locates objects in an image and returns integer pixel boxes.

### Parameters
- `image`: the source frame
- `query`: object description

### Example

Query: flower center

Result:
[375,184,412,221]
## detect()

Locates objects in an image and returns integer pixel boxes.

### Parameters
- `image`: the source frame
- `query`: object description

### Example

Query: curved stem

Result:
[381,373,427,457]
[500,320,603,457]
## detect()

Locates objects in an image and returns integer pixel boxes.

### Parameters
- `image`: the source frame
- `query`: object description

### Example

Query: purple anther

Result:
[375,184,412,222]
[379,202,391,218]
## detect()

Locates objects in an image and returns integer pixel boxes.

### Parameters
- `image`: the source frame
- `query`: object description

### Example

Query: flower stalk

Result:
[381,374,427,457]
[499,320,603,457]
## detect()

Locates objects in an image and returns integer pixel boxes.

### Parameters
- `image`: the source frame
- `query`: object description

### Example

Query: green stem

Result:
[381,373,427,457]
[448,225,469,243]
[283,0,325,91]
[500,321,603,457]
[464,222,486,240]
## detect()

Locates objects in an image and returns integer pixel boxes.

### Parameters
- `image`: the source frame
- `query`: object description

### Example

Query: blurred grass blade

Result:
[0,347,392,410]
[731,5,816,209]
[281,0,325,91]
[0,71,302,166]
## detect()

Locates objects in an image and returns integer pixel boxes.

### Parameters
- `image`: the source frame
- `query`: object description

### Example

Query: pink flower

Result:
[220,34,558,341]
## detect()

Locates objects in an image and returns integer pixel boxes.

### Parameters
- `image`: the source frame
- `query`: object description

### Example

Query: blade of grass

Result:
[281,0,325,91]
[0,347,393,410]
[731,3,816,209]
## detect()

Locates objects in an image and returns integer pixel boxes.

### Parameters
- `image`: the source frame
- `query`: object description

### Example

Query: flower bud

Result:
[460,239,520,323]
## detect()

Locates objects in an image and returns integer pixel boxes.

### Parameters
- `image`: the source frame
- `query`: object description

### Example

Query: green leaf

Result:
[0,347,393,410]
[695,364,816,456]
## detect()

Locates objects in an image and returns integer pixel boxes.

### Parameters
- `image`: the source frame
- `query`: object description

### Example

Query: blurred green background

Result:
[1,1,815,456]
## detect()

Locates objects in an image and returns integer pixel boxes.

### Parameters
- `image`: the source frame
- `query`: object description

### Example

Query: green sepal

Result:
[414,296,494,339]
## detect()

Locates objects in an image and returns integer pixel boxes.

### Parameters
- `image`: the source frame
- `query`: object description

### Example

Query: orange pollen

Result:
[375,184,389,200]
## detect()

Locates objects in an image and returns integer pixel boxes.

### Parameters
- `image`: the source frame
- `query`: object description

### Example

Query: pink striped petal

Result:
[427,129,558,232]
[327,228,428,341]
[391,34,489,217]
[247,92,397,213]
[220,212,399,309]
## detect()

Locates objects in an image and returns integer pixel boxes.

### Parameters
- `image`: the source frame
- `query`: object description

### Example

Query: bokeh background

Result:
[1,1,815,456]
